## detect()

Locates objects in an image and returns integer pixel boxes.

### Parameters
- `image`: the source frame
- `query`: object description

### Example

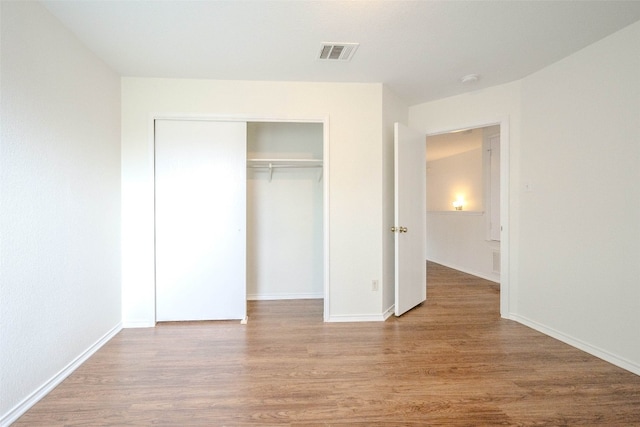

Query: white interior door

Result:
[155,119,247,321]
[394,122,427,316]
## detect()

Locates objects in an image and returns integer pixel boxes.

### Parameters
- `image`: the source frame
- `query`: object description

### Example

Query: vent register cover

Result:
[317,43,359,61]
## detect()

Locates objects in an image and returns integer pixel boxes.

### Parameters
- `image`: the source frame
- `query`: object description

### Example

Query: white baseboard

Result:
[383,305,395,320]
[327,313,387,322]
[511,314,640,376]
[327,305,395,323]
[247,292,323,301]
[1,322,122,427]
[122,319,156,328]
[427,258,500,283]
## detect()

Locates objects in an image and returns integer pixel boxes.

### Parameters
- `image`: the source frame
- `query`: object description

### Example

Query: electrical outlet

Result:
[372,280,379,291]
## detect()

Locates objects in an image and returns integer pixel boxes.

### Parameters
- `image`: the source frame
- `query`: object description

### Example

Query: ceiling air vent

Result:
[318,43,359,61]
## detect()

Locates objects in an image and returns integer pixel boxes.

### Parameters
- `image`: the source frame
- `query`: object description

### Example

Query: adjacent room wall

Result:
[0,2,121,423]
[425,145,500,282]
[426,212,500,282]
[121,78,386,324]
[427,147,483,212]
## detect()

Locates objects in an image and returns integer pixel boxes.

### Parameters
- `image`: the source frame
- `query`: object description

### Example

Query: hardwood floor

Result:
[15,262,640,426]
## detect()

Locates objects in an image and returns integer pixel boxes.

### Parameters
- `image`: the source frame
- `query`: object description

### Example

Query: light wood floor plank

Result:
[14,262,640,425]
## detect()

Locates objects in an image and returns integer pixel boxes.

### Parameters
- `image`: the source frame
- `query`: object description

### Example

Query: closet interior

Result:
[246,122,324,302]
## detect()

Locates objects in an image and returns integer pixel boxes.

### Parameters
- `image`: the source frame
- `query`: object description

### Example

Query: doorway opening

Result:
[425,120,509,317]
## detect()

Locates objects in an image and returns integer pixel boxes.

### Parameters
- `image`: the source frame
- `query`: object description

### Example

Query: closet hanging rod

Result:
[247,164,322,169]
[247,160,323,182]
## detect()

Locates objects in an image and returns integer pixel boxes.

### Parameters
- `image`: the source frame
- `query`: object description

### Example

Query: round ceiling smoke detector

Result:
[460,74,480,84]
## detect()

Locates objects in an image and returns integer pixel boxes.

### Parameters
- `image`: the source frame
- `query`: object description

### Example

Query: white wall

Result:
[410,20,640,374]
[121,78,386,324]
[247,122,324,299]
[0,2,121,423]
[516,21,640,372]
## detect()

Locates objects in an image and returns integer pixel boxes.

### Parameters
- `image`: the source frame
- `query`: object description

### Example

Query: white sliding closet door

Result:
[155,120,247,321]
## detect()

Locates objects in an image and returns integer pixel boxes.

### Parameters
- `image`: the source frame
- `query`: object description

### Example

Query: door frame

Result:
[425,117,511,317]
[149,113,331,323]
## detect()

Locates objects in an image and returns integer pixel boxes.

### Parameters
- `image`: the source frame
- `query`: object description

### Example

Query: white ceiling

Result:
[41,1,640,106]
[426,128,483,162]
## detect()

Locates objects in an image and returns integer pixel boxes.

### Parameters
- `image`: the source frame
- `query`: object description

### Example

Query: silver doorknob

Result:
[399,226,408,233]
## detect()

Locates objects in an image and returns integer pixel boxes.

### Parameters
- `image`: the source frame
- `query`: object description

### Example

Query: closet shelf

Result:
[247,158,323,182]
[247,158,322,167]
